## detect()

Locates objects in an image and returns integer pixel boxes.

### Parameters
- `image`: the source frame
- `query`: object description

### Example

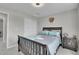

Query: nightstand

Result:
[62,36,78,52]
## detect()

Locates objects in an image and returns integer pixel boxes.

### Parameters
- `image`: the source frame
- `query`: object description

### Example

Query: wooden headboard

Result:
[43,27,62,40]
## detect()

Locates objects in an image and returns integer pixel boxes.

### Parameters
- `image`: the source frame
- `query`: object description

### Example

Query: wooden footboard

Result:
[18,35,48,55]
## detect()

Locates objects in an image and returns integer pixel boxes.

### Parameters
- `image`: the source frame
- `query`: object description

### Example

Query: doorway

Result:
[0,13,7,47]
[0,19,3,41]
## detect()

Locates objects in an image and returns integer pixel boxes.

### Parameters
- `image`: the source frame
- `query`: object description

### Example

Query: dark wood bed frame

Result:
[18,27,62,55]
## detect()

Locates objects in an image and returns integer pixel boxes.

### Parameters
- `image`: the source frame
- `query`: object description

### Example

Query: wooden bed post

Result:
[43,45,47,55]
[18,35,20,52]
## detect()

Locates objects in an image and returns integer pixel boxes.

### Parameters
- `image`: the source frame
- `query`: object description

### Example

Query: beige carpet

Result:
[0,38,21,55]
[56,46,76,55]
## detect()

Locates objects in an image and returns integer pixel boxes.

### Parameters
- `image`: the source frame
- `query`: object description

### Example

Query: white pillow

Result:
[48,31,60,37]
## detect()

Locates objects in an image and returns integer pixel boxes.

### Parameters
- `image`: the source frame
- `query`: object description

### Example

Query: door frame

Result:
[0,15,6,43]
[0,11,9,48]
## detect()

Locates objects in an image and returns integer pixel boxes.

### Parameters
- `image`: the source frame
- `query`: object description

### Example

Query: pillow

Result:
[48,31,60,37]
[38,31,49,35]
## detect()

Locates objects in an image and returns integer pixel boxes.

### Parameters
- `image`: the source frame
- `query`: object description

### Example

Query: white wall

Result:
[77,6,79,39]
[24,17,37,37]
[7,13,24,48]
[7,13,37,48]
[37,9,78,37]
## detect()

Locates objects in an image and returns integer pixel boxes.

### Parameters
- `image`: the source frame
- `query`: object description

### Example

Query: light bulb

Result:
[32,3,44,7]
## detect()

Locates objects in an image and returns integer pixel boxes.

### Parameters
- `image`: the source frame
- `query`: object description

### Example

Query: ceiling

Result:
[0,3,78,17]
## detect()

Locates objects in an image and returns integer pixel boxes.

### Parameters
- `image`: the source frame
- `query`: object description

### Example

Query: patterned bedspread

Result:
[26,35,61,55]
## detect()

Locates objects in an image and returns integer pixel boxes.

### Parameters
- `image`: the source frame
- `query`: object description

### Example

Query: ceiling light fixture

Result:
[32,3,44,7]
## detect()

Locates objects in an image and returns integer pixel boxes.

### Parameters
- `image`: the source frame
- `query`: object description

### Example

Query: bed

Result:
[18,27,62,55]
